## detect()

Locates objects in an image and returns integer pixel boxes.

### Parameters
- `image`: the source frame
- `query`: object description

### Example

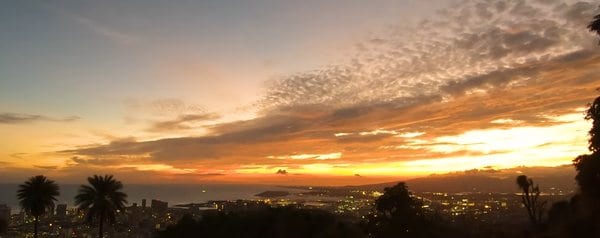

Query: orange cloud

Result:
[3,0,600,185]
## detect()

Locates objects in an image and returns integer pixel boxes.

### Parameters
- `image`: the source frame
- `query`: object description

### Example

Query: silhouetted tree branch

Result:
[516,175,547,227]
[589,9,600,44]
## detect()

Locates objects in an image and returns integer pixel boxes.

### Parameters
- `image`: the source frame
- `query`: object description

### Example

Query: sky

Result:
[1,0,599,185]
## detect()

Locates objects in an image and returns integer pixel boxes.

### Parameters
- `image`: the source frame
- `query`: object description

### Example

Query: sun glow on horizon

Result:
[1,0,599,185]
[226,111,590,178]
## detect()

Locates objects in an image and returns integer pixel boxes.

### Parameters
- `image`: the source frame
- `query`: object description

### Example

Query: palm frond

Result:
[75,175,128,226]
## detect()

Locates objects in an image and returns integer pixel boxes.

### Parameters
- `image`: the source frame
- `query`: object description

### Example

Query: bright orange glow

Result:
[1,0,598,185]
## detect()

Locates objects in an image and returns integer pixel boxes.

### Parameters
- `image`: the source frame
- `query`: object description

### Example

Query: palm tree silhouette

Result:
[75,175,127,238]
[16,175,60,238]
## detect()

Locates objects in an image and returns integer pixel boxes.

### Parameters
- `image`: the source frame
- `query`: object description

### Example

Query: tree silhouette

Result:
[16,175,60,238]
[516,175,547,227]
[589,10,600,43]
[542,95,600,236]
[374,182,421,220]
[75,175,127,238]
[365,182,456,238]
[559,94,600,237]
[539,14,600,237]
[573,154,600,199]
[573,96,600,200]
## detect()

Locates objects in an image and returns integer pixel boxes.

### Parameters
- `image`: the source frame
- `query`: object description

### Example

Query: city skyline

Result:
[1,0,600,185]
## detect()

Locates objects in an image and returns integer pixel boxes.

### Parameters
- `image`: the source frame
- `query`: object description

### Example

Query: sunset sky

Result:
[1,0,599,185]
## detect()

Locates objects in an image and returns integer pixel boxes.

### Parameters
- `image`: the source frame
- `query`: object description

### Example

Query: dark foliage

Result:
[16,175,60,217]
[364,182,463,238]
[75,175,127,238]
[542,93,600,237]
[573,153,600,199]
[584,96,600,153]
[545,17,600,233]
[0,218,7,234]
[156,207,365,238]
[537,12,600,237]
[544,195,600,237]
[158,182,466,238]
[547,201,570,226]
[589,12,600,44]
[572,87,600,200]
[374,182,421,218]
[515,175,547,226]
[567,95,600,235]
[575,18,600,201]
[16,175,59,238]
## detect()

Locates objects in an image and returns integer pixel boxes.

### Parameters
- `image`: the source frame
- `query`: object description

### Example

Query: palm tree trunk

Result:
[34,215,38,238]
[99,214,104,238]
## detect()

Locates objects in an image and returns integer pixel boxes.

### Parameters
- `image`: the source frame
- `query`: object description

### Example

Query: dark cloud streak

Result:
[0,113,80,124]
[147,113,220,132]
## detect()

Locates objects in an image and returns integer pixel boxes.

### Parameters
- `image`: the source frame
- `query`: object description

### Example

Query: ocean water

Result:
[0,184,294,213]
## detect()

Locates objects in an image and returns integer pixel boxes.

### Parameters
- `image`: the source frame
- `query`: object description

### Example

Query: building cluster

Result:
[416,192,569,224]
[0,202,77,238]
[0,198,191,238]
[0,191,571,238]
[0,204,10,234]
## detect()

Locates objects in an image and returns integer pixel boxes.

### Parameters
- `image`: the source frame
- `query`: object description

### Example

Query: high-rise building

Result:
[48,203,55,218]
[56,204,67,218]
[142,199,147,209]
[151,199,168,214]
[0,204,10,233]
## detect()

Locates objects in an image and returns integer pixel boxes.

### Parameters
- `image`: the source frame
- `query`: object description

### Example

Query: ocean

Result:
[0,183,296,214]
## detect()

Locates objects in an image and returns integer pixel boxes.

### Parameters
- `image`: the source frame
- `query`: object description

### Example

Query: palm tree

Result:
[16,175,60,238]
[75,175,127,238]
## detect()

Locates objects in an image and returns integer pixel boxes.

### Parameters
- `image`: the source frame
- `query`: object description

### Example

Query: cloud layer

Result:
[7,0,599,184]
[0,113,80,124]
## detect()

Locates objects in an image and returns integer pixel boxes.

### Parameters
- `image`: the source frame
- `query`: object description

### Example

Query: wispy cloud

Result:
[0,113,79,124]
[259,0,597,111]
[53,0,600,183]
[72,16,140,45]
[268,152,343,160]
[34,165,58,170]
[44,3,140,45]
[147,113,220,132]
[124,99,207,116]
[9,153,26,160]
[122,98,220,132]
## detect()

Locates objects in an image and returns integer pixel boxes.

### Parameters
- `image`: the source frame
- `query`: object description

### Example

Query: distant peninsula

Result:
[255,191,290,198]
